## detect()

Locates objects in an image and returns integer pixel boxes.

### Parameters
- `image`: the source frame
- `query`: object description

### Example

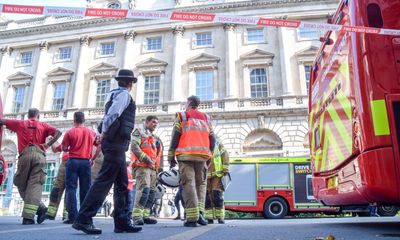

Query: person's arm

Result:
[131,129,155,165]
[51,143,62,153]
[168,114,182,168]
[1,119,21,132]
[61,131,70,152]
[46,130,62,148]
[0,119,6,125]
[219,142,230,175]
[101,91,131,136]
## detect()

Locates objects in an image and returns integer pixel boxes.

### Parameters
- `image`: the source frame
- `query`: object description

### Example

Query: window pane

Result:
[297,28,319,40]
[144,75,160,104]
[147,37,162,51]
[43,163,56,192]
[52,82,66,110]
[196,71,213,101]
[304,65,311,94]
[196,32,212,46]
[20,52,32,64]
[100,42,115,56]
[250,68,268,98]
[96,80,111,107]
[58,47,71,60]
[247,29,264,43]
[12,87,25,113]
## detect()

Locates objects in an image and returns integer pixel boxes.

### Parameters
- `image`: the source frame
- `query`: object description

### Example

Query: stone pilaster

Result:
[170,26,185,102]
[223,23,237,98]
[0,46,13,102]
[122,30,137,68]
[72,35,91,108]
[30,41,50,109]
[278,28,294,95]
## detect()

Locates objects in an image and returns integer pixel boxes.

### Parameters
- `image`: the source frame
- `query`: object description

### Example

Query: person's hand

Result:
[89,159,95,167]
[169,157,177,168]
[223,169,229,176]
[51,144,58,153]
[40,143,49,150]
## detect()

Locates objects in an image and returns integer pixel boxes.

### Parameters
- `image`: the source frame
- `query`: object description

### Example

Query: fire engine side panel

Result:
[258,163,290,189]
[224,164,257,206]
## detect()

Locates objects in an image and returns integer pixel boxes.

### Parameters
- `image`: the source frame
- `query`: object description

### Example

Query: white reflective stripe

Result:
[176,146,211,152]
[182,126,209,132]
[180,111,187,123]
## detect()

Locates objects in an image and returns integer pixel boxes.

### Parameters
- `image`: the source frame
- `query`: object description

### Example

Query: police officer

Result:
[131,115,160,225]
[0,108,61,225]
[72,69,142,234]
[168,95,216,227]
[205,138,230,224]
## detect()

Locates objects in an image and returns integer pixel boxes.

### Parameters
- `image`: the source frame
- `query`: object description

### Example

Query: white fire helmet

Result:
[158,168,180,188]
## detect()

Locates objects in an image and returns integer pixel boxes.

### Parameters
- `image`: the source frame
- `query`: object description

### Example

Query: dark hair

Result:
[187,95,200,108]
[28,108,39,118]
[146,115,158,122]
[74,111,85,124]
[118,80,130,88]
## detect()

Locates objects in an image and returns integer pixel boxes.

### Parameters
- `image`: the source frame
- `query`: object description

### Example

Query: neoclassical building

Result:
[0,0,339,216]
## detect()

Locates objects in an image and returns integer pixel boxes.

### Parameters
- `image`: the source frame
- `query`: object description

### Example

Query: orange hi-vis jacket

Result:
[131,129,159,168]
[175,109,212,159]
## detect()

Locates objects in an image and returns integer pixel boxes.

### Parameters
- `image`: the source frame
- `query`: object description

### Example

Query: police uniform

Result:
[205,140,229,224]
[131,128,162,224]
[168,108,215,226]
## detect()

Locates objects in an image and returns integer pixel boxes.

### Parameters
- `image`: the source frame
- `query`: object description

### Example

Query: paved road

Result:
[0,216,399,240]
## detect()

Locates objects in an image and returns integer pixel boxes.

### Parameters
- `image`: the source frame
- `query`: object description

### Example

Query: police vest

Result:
[104,89,136,141]
[175,109,212,158]
[131,129,159,168]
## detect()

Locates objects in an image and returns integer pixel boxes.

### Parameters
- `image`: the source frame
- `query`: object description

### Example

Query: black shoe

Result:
[45,215,55,220]
[114,223,142,233]
[208,219,214,224]
[197,215,208,226]
[218,218,225,224]
[22,218,35,225]
[72,222,102,235]
[63,219,74,224]
[143,217,157,224]
[36,206,47,224]
[174,216,181,220]
[184,221,197,227]
[132,218,144,226]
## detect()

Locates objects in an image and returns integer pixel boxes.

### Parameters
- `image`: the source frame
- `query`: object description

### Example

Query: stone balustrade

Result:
[3,96,307,121]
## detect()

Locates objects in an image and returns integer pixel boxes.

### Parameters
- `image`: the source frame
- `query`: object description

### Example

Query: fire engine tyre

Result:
[377,205,399,217]
[263,197,288,219]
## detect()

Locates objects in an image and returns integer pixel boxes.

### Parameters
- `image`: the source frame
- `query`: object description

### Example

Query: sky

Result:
[0,0,87,20]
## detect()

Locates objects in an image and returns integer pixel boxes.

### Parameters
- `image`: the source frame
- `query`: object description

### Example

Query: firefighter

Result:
[0,108,61,225]
[206,138,230,224]
[168,95,216,227]
[131,115,161,225]
[45,144,69,222]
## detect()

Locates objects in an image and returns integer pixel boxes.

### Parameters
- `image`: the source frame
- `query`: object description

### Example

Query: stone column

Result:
[278,28,294,95]
[122,30,137,69]
[213,68,219,99]
[136,74,144,105]
[87,78,97,108]
[159,72,165,103]
[0,46,13,104]
[223,23,237,98]
[243,66,251,98]
[30,41,50,110]
[44,82,55,110]
[188,70,196,96]
[4,86,15,113]
[72,36,91,108]
[170,26,185,102]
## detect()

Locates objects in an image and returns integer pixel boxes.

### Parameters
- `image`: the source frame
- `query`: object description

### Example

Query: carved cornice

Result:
[79,35,92,46]
[124,30,137,40]
[0,46,13,55]
[172,25,185,36]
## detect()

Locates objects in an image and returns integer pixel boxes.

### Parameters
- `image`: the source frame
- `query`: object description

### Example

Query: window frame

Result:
[244,28,266,44]
[55,47,72,62]
[52,82,67,111]
[249,67,269,98]
[12,86,25,113]
[193,32,213,48]
[42,163,56,193]
[95,79,111,108]
[143,74,161,105]
[143,36,163,53]
[296,27,320,41]
[19,51,33,66]
[98,41,116,58]
[195,70,214,101]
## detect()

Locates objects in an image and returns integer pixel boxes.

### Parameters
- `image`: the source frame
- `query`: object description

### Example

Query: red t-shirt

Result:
[5,118,57,153]
[62,126,96,160]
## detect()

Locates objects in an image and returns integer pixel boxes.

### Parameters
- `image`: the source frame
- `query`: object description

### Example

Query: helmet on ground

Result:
[158,168,180,188]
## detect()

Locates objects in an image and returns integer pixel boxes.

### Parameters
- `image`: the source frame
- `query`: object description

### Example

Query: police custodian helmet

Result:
[115,69,137,83]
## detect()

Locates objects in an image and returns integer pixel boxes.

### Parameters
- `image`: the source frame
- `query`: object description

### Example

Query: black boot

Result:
[197,214,208,226]
[114,221,142,233]
[36,204,47,224]
[72,222,102,235]
[184,221,197,227]
[208,219,214,224]
[22,218,35,225]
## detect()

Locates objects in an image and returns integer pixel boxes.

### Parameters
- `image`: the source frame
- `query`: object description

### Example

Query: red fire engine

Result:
[309,0,400,215]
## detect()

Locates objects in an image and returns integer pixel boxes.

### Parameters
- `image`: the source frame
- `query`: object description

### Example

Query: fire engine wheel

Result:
[377,205,399,217]
[263,197,288,219]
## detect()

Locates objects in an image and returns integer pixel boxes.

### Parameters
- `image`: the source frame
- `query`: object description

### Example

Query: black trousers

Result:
[75,140,130,227]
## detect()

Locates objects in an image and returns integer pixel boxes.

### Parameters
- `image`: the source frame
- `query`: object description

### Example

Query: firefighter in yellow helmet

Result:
[168,95,216,227]
[206,138,229,224]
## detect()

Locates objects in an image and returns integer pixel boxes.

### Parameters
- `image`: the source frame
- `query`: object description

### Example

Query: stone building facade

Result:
[0,0,339,216]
